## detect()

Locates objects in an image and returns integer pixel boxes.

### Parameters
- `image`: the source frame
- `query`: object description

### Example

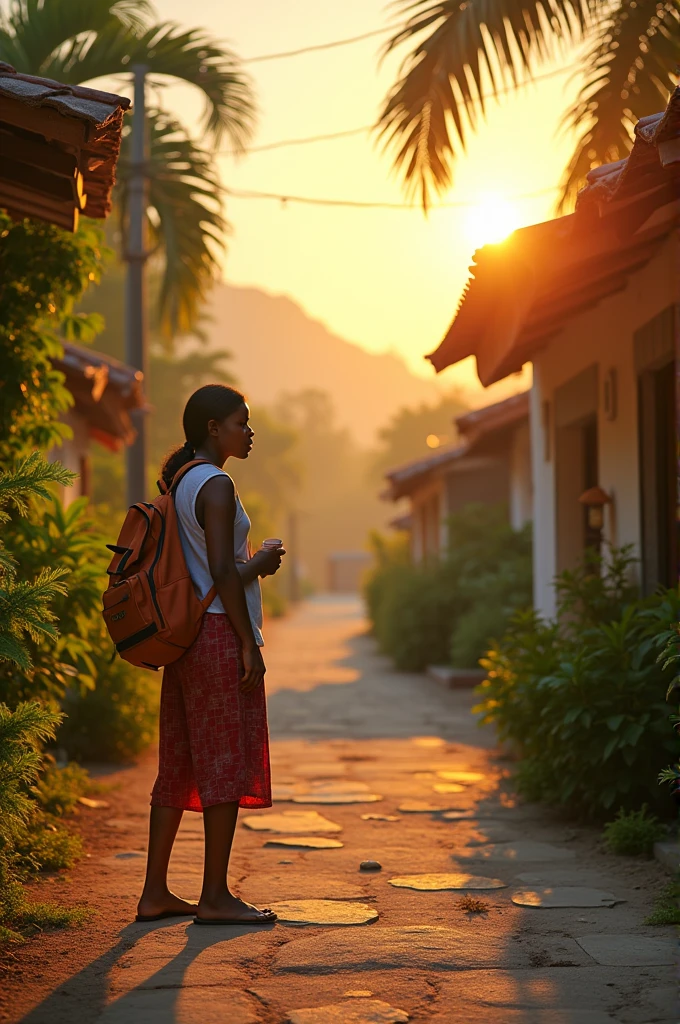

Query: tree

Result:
[377,0,679,210]
[0,0,255,337]
[372,391,469,477]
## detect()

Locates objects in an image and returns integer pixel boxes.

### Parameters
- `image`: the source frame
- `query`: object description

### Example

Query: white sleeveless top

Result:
[174,463,264,647]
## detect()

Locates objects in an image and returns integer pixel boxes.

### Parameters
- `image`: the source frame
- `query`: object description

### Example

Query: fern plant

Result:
[0,454,74,670]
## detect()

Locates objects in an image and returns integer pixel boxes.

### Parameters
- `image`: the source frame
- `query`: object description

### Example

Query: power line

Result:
[220,62,580,156]
[223,185,559,210]
[223,126,372,155]
[243,28,390,64]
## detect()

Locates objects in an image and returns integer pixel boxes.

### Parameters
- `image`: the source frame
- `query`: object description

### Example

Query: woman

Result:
[136,384,284,925]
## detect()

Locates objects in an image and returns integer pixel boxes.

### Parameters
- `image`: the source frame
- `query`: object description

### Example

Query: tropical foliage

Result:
[0,215,155,946]
[365,503,532,670]
[0,0,256,336]
[377,0,679,209]
[476,547,680,817]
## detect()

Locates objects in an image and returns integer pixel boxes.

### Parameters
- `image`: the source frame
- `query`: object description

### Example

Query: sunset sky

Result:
[142,3,584,391]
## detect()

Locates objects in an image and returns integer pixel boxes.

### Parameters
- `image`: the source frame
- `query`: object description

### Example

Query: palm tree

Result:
[0,0,255,337]
[376,0,680,210]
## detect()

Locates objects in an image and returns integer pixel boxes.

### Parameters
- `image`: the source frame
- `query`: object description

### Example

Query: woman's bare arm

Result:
[237,548,285,586]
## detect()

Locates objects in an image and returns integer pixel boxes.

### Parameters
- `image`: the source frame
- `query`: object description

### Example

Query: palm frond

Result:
[0,0,154,75]
[377,0,593,208]
[40,19,255,150]
[116,110,228,339]
[558,0,679,208]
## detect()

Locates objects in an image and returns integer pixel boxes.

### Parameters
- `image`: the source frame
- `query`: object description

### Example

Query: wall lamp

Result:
[578,486,613,531]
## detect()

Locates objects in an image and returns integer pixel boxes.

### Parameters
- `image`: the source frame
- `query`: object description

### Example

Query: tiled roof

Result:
[427,89,680,384]
[577,87,680,218]
[455,391,529,444]
[56,342,146,451]
[0,63,130,230]
[384,392,529,500]
[429,204,677,384]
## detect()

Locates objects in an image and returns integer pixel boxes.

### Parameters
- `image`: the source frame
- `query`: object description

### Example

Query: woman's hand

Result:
[241,643,266,693]
[256,546,286,578]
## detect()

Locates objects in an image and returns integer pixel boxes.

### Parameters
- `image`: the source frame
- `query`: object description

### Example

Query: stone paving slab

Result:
[574,934,677,966]
[263,837,344,849]
[388,873,507,891]
[456,841,576,863]
[271,900,378,926]
[291,794,383,805]
[242,811,342,834]
[511,888,622,908]
[273,926,592,973]
[287,999,409,1023]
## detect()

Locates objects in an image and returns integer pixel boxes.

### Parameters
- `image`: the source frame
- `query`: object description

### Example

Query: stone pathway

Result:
[3,596,677,1023]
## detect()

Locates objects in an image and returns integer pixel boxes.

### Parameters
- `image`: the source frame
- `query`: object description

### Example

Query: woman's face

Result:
[210,403,254,461]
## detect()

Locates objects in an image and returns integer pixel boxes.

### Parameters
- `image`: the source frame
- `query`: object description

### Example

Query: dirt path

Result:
[1,596,676,1023]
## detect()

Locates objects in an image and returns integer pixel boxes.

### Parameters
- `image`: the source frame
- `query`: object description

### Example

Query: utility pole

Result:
[125,65,149,506]
[288,510,300,603]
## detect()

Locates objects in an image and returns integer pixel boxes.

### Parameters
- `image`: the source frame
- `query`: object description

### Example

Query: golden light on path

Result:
[464,192,521,249]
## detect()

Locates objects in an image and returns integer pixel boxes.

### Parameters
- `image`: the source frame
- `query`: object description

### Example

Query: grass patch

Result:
[15,816,83,872]
[0,874,90,947]
[458,895,490,914]
[645,881,680,926]
[602,806,665,856]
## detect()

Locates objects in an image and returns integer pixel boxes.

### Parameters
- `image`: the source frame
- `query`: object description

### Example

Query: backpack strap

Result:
[168,458,213,496]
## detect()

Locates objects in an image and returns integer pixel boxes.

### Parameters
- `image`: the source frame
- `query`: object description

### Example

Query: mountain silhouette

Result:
[201,283,443,443]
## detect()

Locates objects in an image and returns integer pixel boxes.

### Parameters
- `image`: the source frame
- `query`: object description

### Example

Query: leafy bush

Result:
[476,547,680,817]
[645,881,680,925]
[366,531,460,670]
[32,761,90,816]
[602,807,665,856]
[0,702,86,944]
[365,505,532,672]
[59,655,159,763]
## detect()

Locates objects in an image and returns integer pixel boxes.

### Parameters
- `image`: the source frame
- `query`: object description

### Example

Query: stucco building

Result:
[428,90,680,616]
[384,392,531,563]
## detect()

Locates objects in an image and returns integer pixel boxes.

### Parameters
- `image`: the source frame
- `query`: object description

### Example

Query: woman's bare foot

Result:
[196,890,276,923]
[136,887,198,920]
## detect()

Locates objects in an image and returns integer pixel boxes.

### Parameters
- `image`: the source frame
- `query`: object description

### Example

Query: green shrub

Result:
[59,655,159,763]
[645,881,680,925]
[365,505,532,672]
[602,807,665,856]
[476,547,680,818]
[32,762,90,816]
[0,703,86,945]
[14,815,83,872]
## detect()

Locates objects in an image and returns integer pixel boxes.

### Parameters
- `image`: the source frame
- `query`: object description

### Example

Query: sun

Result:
[464,193,521,249]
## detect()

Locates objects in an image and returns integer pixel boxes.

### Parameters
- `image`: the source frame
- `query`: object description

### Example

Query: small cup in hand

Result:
[262,537,283,550]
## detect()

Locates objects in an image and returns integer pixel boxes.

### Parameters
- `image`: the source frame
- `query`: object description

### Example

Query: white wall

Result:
[509,418,533,530]
[410,479,445,562]
[50,410,90,507]
[530,230,680,619]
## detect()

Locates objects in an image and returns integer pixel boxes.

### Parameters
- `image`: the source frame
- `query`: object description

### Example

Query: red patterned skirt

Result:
[150,614,271,812]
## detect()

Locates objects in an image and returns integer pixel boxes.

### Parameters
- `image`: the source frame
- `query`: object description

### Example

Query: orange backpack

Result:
[102,460,217,671]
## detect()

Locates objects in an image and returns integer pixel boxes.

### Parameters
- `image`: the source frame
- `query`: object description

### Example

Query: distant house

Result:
[52,343,146,503]
[427,90,680,616]
[384,392,531,563]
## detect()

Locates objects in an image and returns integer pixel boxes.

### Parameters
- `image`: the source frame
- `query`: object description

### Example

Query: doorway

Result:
[638,360,677,591]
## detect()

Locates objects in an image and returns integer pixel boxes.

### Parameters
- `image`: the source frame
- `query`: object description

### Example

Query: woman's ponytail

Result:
[159,384,245,488]
[160,440,197,489]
